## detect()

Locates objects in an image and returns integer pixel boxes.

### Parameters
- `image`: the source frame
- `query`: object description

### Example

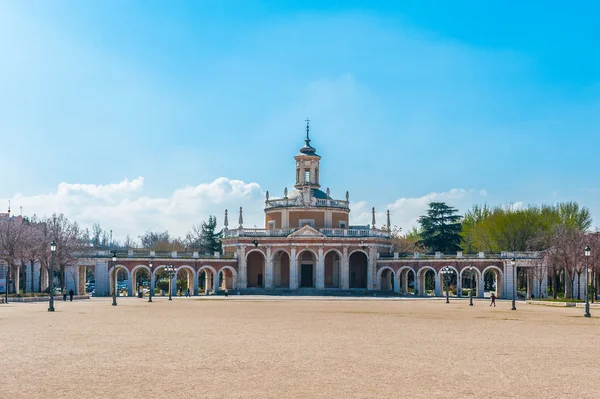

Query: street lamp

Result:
[165,263,176,301]
[148,257,153,303]
[584,246,591,318]
[48,241,57,312]
[111,252,118,306]
[511,257,517,311]
[468,265,474,306]
[440,266,452,304]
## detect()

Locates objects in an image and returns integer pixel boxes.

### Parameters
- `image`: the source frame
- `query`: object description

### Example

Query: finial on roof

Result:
[305,118,311,146]
[284,187,288,198]
[326,187,330,198]
[224,209,228,229]
[345,191,349,201]
[371,207,376,229]
[266,191,269,201]
[387,210,391,232]
[238,207,243,228]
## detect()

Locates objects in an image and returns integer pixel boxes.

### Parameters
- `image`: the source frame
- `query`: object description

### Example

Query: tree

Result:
[389,225,423,253]
[138,231,184,251]
[201,216,222,255]
[0,214,27,298]
[417,202,462,253]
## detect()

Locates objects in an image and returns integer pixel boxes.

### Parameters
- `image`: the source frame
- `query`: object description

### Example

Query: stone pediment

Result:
[287,225,326,238]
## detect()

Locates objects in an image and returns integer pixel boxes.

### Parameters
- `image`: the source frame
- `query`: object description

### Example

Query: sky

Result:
[1,1,599,242]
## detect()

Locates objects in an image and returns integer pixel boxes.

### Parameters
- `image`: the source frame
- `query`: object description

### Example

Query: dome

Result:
[298,143,317,156]
[288,188,329,200]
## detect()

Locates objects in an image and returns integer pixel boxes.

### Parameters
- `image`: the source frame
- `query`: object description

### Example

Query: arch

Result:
[297,249,317,288]
[377,266,395,291]
[272,250,290,289]
[218,266,237,290]
[131,264,151,296]
[396,266,416,295]
[175,265,196,296]
[109,265,130,297]
[439,265,459,297]
[349,251,368,289]
[197,265,217,294]
[324,249,342,288]
[483,265,504,298]
[348,248,369,258]
[247,251,266,288]
[245,248,266,260]
[296,248,318,261]
[416,266,437,297]
[459,266,481,298]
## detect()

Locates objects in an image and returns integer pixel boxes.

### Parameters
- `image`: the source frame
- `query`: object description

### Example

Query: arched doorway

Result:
[378,267,394,291]
[297,250,316,288]
[440,267,459,297]
[132,266,150,297]
[349,251,368,289]
[247,251,265,288]
[272,250,290,288]
[417,268,436,296]
[397,267,416,295]
[198,266,216,294]
[460,267,480,297]
[110,266,130,297]
[218,267,236,290]
[483,266,504,298]
[176,267,194,296]
[324,250,341,288]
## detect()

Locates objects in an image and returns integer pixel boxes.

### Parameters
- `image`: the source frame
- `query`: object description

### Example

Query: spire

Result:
[371,207,376,229]
[299,119,317,155]
[224,209,228,229]
[387,210,391,232]
[238,207,243,228]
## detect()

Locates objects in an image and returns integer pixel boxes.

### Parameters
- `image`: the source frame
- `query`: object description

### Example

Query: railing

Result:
[265,198,350,210]
[223,227,391,239]
[377,251,543,260]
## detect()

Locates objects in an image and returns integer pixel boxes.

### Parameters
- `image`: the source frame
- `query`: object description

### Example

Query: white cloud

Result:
[5,177,265,241]
[351,189,490,232]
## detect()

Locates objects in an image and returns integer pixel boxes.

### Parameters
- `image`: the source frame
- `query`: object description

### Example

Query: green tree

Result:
[417,202,462,253]
[201,216,222,254]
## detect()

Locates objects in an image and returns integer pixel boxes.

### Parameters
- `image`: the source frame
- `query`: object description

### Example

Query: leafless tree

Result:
[0,214,27,299]
[543,224,585,299]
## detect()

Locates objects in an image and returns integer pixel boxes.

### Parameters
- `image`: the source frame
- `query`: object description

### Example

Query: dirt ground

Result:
[1,297,599,399]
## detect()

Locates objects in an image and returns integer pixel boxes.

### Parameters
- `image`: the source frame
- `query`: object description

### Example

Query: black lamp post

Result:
[441,266,451,304]
[48,241,57,312]
[165,263,176,301]
[148,257,153,303]
[584,246,591,318]
[111,252,118,306]
[468,265,474,306]
[511,257,517,311]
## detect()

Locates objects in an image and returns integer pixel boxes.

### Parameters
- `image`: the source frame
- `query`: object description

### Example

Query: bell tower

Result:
[294,119,321,189]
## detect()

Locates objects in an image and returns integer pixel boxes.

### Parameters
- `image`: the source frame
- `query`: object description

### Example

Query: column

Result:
[213,272,219,294]
[238,246,247,289]
[526,269,533,299]
[394,270,400,294]
[129,272,135,297]
[434,272,441,297]
[265,246,273,289]
[94,261,108,297]
[403,270,409,295]
[13,265,20,294]
[340,247,349,290]
[414,270,420,296]
[333,258,339,288]
[456,272,462,297]
[79,266,87,295]
[478,274,485,298]
[171,274,177,296]
[316,247,325,290]
[367,247,377,291]
[290,246,298,289]
[150,272,156,296]
[193,272,199,295]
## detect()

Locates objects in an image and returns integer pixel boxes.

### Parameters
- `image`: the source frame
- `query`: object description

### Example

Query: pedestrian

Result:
[490,292,496,307]
[224,288,228,297]
[186,288,190,297]
[62,288,67,302]
[69,289,74,302]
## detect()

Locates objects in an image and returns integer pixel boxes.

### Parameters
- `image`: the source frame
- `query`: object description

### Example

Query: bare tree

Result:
[543,224,584,299]
[0,214,27,299]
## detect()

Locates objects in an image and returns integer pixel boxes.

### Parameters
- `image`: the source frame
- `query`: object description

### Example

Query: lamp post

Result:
[511,257,517,311]
[468,265,474,306]
[441,266,451,303]
[48,241,57,312]
[148,257,153,303]
[111,252,118,306]
[165,263,176,301]
[584,246,591,318]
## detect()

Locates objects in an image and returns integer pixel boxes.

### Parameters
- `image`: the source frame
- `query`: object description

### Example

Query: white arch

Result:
[271,248,290,261]
[396,266,416,295]
[324,248,343,259]
[459,265,482,281]
[217,265,238,290]
[108,264,131,279]
[151,264,173,279]
[245,248,266,260]
[416,265,437,278]
[377,266,396,290]
[482,265,504,277]
[296,248,318,260]
[197,265,218,276]
[397,266,416,276]
[176,265,197,279]
[131,264,151,277]
[348,249,369,259]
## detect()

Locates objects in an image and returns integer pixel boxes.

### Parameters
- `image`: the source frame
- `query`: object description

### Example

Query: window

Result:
[299,219,315,228]
[339,221,347,229]
[305,170,310,183]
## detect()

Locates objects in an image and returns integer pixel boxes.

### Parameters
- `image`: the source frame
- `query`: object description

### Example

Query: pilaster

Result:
[316,246,325,289]
[341,246,349,289]
[265,246,273,289]
[290,246,298,289]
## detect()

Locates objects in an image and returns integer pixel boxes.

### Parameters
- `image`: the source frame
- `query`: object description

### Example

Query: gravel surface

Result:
[1,297,598,399]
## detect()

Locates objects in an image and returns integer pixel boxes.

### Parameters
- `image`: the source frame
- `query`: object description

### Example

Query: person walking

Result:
[490,292,496,307]
[69,289,74,302]
[186,288,190,297]
[62,288,68,302]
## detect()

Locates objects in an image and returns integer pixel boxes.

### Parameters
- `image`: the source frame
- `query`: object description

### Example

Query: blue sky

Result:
[1,1,599,240]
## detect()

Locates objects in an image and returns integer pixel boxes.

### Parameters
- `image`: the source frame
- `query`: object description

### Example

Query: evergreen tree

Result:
[417,202,463,253]
[201,216,222,254]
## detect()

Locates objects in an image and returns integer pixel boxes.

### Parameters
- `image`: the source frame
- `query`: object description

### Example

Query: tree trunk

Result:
[576,272,581,300]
